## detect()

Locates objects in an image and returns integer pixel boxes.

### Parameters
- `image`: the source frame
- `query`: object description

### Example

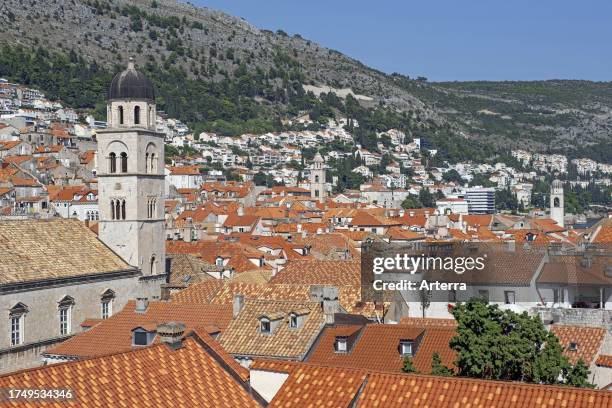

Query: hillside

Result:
[0,0,611,163]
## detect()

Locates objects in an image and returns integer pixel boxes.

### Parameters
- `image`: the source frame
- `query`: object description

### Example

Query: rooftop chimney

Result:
[135,297,149,314]
[233,294,244,318]
[237,204,244,217]
[156,322,185,350]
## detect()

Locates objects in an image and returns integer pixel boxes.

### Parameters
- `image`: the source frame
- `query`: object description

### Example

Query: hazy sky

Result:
[191,0,612,82]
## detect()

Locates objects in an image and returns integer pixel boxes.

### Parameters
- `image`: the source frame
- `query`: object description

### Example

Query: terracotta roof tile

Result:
[0,332,260,407]
[550,324,607,365]
[219,299,325,359]
[306,324,456,374]
[0,219,131,285]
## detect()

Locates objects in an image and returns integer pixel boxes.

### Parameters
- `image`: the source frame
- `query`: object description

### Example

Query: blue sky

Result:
[191,0,612,82]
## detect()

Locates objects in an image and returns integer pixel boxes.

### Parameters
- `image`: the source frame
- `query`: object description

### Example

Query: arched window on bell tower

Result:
[118,106,124,125]
[134,106,141,125]
[150,255,157,275]
[115,200,121,220]
[110,199,115,220]
[109,153,117,173]
[145,153,150,173]
[120,152,128,173]
[121,199,126,220]
[553,197,560,207]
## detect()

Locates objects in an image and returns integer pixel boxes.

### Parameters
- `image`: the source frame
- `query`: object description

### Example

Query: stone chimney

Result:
[156,322,185,350]
[135,297,149,314]
[233,294,244,318]
[310,285,339,324]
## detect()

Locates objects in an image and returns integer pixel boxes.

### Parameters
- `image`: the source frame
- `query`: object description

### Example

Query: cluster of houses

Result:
[0,67,611,406]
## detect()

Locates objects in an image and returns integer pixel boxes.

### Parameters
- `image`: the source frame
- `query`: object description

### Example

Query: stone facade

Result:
[97,62,166,282]
[0,271,140,373]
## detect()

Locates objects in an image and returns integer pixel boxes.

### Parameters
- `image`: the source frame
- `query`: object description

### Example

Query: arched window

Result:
[120,152,128,173]
[110,200,115,220]
[115,200,121,220]
[145,153,150,173]
[150,255,157,275]
[134,106,140,125]
[151,153,157,172]
[118,106,124,125]
[121,199,126,220]
[314,175,320,183]
[109,152,117,173]
[553,197,560,207]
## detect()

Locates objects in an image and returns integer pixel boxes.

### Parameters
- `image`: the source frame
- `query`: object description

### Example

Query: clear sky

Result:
[190,0,612,82]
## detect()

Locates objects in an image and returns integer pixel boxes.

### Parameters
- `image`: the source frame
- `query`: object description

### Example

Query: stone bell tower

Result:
[97,57,165,277]
[309,152,327,203]
[550,179,564,228]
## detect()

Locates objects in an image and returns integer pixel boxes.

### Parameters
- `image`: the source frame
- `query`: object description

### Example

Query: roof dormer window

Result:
[260,318,271,334]
[289,313,298,329]
[399,340,413,357]
[335,337,348,353]
[568,342,578,352]
[132,327,155,346]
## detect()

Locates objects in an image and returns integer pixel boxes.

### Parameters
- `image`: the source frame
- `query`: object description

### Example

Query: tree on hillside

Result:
[401,195,423,209]
[418,188,435,208]
[449,298,593,387]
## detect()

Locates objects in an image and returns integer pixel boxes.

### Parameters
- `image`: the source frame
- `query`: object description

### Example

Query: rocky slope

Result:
[1,0,611,161]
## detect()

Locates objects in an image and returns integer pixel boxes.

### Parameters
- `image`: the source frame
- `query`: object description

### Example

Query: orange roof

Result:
[593,226,612,244]
[349,210,399,227]
[595,355,612,368]
[168,165,201,175]
[386,226,423,241]
[550,324,607,365]
[270,260,361,286]
[306,324,456,374]
[34,144,63,154]
[223,212,260,228]
[0,140,21,150]
[260,362,612,407]
[0,331,260,407]
[9,176,39,187]
[269,364,367,408]
[45,300,232,359]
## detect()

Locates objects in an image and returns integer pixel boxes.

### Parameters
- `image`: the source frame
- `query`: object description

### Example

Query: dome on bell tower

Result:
[108,57,155,101]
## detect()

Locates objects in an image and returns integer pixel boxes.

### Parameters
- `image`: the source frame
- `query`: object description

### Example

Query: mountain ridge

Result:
[1,0,611,162]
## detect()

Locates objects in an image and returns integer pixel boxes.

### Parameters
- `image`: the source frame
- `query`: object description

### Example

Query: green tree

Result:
[449,298,592,387]
[442,169,465,184]
[402,356,418,373]
[401,195,423,209]
[431,352,453,377]
[419,188,435,207]
[563,360,594,388]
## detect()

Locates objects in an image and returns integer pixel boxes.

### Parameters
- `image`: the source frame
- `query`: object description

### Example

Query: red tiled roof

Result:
[45,301,232,359]
[306,324,456,374]
[595,355,612,368]
[550,324,607,365]
[0,331,260,407]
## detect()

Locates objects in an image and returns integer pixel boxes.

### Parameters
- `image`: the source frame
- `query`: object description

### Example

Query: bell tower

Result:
[309,152,327,203]
[97,57,165,278]
[550,179,564,228]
